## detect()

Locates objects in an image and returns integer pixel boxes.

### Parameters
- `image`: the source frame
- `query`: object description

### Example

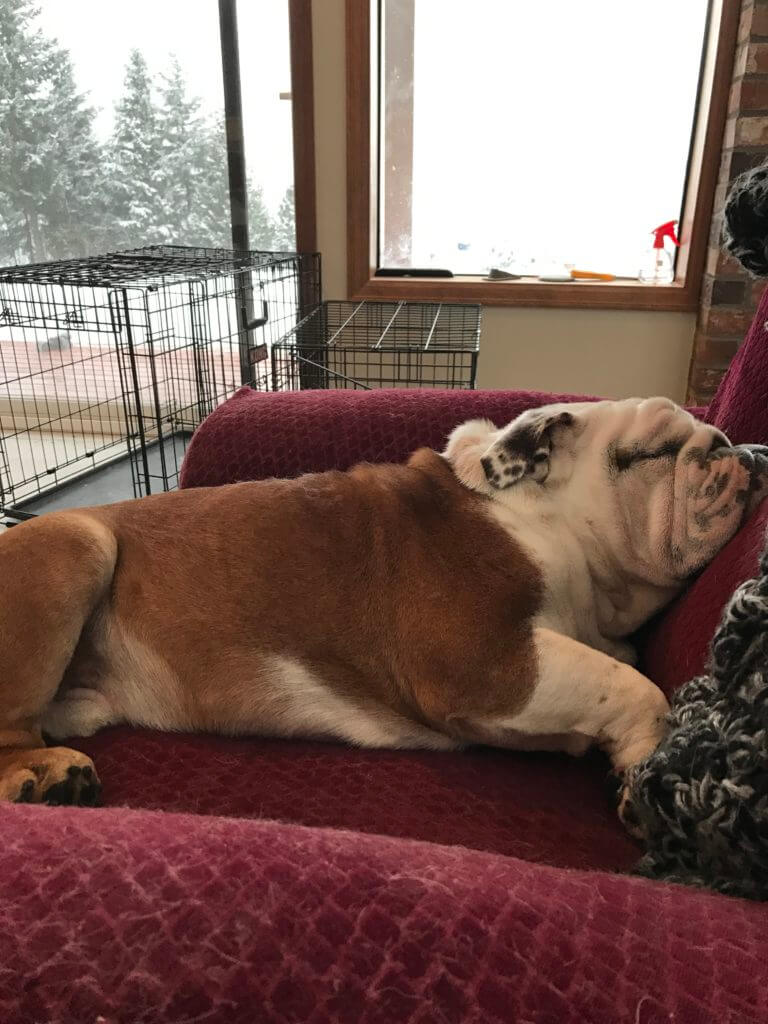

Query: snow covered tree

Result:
[272,185,295,250]
[155,57,235,246]
[106,50,164,247]
[179,114,232,248]
[155,63,274,250]
[157,58,202,239]
[247,182,276,249]
[0,0,107,263]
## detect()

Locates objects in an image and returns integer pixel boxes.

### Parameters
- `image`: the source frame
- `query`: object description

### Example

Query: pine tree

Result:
[247,182,276,249]
[155,62,275,250]
[157,58,206,243]
[182,115,233,248]
[272,185,295,250]
[106,50,164,248]
[0,0,106,263]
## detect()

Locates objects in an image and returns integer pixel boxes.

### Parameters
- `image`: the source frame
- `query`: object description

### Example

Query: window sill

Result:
[350,275,697,312]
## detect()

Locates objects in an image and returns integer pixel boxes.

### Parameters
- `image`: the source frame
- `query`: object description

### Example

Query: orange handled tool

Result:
[570,269,638,281]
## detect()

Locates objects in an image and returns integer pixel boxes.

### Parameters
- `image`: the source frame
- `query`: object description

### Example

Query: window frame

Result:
[288,0,318,252]
[219,0,316,253]
[346,0,738,311]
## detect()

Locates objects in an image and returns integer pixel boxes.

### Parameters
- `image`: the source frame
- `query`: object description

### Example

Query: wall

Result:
[687,0,767,405]
[312,0,696,401]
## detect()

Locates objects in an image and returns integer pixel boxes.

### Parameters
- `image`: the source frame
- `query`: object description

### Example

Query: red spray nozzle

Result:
[651,220,680,249]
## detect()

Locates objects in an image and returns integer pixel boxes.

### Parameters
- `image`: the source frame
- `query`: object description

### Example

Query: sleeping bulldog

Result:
[0,396,765,822]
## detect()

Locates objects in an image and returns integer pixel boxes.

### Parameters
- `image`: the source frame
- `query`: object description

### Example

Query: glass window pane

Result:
[0,0,296,264]
[379,0,710,277]
[237,0,295,251]
[1,1,231,261]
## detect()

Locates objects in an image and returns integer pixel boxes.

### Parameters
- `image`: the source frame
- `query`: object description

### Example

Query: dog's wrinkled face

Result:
[444,398,760,499]
[444,398,768,584]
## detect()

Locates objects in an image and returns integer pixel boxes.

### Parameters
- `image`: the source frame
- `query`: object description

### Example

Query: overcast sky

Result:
[34,1,294,215]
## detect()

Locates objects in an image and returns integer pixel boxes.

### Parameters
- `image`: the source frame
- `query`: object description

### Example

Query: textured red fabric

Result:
[179,386,597,488]
[706,282,768,444]
[642,499,768,693]
[2,803,767,1024]
[75,728,635,871]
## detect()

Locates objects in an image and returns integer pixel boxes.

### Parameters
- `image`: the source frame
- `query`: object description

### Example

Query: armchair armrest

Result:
[180,386,597,488]
[1,802,763,1024]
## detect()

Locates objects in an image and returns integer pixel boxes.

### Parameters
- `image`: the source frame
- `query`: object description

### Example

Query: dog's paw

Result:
[0,747,101,806]
[41,761,101,807]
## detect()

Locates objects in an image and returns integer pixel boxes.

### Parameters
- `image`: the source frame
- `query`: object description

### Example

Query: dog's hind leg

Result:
[0,512,117,804]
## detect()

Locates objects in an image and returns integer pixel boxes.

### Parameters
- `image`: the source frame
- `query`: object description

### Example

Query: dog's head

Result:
[444,399,768,583]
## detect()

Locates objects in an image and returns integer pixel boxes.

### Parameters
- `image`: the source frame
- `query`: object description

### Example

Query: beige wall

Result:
[311,0,696,401]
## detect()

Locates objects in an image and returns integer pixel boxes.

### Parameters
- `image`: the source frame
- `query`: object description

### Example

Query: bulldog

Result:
[0,396,765,821]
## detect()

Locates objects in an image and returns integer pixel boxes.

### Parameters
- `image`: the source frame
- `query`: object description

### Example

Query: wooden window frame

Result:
[346,0,738,311]
[289,0,317,252]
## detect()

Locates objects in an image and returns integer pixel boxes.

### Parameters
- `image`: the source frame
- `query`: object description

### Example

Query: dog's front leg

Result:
[451,627,669,830]
[515,628,669,770]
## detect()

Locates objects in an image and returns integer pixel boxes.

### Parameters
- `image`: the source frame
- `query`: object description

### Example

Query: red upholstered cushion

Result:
[76,728,635,872]
[706,283,768,445]
[2,803,767,1024]
[642,499,768,694]
[643,283,768,693]
[179,386,597,488]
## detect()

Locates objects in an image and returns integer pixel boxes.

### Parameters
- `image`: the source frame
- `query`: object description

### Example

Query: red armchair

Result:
[2,291,768,1023]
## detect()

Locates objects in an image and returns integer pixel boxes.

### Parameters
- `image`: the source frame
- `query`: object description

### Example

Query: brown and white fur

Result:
[0,397,758,819]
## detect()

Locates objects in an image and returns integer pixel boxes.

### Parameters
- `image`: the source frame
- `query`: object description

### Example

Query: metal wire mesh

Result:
[271,300,481,391]
[0,245,321,517]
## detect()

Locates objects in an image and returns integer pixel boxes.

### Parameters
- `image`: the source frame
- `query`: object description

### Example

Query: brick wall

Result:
[688,0,768,404]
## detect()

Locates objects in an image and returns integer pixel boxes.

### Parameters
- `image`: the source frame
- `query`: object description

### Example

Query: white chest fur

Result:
[486,490,619,649]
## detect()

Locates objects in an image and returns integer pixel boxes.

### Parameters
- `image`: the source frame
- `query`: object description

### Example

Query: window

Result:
[381,0,708,278]
[0,0,314,265]
[348,0,739,309]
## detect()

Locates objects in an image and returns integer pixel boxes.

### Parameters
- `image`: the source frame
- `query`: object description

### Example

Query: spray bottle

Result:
[639,220,680,284]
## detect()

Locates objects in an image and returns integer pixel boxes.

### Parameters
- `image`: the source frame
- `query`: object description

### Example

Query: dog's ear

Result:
[443,418,499,493]
[480,408,575,490]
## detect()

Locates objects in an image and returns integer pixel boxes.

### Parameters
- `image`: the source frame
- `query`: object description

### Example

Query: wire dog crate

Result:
[0,245,320,519]
[271,300,481,392]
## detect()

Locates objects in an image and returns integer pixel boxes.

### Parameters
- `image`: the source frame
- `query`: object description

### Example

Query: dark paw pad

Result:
[42,764,102,807]
[15,779,36,804]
